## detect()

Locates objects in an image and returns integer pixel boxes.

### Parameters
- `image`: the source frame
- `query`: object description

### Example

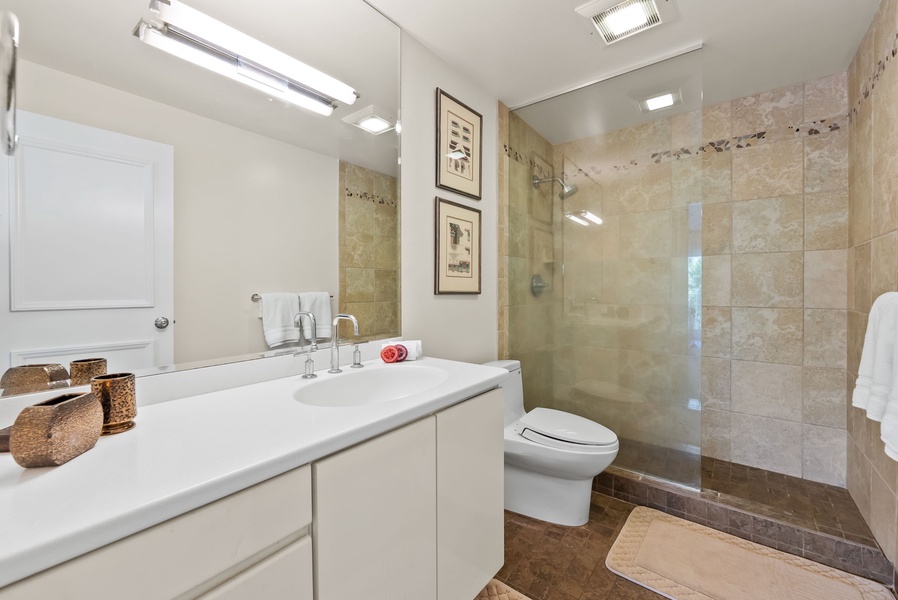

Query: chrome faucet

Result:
[329,313,359,373]
[294,312,318,379]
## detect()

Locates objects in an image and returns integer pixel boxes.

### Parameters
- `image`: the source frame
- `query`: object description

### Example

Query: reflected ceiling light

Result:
[575,0,678,45]
[134,0,358,116]
[578,210,604,225]
[341,105,395,135]
[565,212,590,226]
[637,89,682,113]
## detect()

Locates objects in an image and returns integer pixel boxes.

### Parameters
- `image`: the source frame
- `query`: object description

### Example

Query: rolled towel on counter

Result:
[381,340,423,362]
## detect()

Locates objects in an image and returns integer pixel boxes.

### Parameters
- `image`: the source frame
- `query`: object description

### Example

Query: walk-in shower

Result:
[504,49,703,489]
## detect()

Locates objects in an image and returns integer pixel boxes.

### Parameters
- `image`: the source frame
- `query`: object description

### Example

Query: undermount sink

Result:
[293,364,450,407]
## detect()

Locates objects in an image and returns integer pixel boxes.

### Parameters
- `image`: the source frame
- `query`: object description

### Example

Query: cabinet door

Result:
[436,389,505,600]
[313,418,437,600]
[197,536,312,600]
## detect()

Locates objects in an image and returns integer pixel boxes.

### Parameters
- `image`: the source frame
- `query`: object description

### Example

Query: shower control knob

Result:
[154,317,170,330]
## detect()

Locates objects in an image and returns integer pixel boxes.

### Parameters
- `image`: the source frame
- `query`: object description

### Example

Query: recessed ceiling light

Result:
[645,93,674,111]
[575,0,678,45]
[341,105,395,135]
[637,89,682,113]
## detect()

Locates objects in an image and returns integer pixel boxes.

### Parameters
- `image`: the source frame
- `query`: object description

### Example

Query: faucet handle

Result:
[350,343,364,369]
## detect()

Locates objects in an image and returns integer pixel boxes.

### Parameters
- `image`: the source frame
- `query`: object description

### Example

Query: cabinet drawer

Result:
[0,465,311,600]
[197,536,312,600]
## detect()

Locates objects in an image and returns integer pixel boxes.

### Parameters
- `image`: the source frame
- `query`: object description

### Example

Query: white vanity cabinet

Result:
[313,388,504,600]
[0,466,313,600]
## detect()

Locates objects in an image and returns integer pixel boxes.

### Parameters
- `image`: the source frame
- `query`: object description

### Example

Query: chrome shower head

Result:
[532,175,579,200]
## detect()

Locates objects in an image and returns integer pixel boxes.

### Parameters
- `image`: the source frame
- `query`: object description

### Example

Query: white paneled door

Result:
[0,111,174,374]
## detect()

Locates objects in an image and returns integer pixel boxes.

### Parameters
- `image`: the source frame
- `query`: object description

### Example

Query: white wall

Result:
[400,34,499,363]
[16,61,339,364]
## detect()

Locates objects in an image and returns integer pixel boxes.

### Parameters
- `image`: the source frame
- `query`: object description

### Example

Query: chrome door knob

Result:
[154,317,170,330]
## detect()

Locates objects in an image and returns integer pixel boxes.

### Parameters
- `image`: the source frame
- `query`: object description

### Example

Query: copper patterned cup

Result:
[91,373,137,435]
[70,358,107,386]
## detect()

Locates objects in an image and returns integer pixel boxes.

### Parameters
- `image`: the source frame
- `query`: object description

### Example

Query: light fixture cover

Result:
[341,105,396,135]
[135,0,358,115]
[565,212,590,226]
[575,0,678,45]
[637,89,682,113]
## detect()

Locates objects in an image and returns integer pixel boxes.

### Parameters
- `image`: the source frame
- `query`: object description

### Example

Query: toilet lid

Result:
[513,408,618,449]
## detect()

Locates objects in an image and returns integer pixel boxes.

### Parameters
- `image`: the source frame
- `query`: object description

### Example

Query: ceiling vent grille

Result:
[576,0,677,45]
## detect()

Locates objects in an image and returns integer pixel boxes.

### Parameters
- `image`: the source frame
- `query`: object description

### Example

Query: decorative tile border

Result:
[344,187,396,207]
[594,467,895,586]
[851,30,898,118]
[504,115,846,182]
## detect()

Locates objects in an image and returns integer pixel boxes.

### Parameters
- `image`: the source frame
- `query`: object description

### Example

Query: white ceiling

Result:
[367,0,880,110]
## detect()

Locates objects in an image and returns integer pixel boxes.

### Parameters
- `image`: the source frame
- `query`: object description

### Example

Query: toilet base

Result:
[504,464,594,526]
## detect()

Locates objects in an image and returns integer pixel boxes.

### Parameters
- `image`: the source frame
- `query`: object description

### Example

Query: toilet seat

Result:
[513,407,617,452]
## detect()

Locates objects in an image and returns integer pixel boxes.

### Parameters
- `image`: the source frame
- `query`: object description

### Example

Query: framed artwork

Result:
[436,88,482,200]
[434,197,481,294]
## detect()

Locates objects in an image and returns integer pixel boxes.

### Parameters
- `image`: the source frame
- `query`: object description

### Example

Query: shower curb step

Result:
[594,467,896,588]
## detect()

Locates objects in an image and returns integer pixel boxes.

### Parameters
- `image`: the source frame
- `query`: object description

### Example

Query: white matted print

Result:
[436,88,482,200]
[434,197,481,294]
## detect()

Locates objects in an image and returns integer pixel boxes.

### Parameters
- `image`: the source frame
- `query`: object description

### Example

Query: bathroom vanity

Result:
[0,357,507,600]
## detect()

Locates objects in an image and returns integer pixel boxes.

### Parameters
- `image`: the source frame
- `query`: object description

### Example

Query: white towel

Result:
[260,293,301,348]
[883,372,898,461]
[852,292,898,420]
[298,292,332,340]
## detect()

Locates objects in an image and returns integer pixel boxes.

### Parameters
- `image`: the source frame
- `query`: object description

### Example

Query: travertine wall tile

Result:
[732,140,804,201]
[732,307,803,364]
[731,360,803,421]
[805,129,849,193]
[849,168,873,246]
[732,84,804,136]
[701,357,731,410]
[805,72,848,121]
[702,307,732,358]
[872,146,898,237]
[731,413,803,477]
[619,210,671,258]
[702,408,732,461]
[804,367,848,428]
[702,151,733,204]
[731,252,803,308]
[703,101,732,142]
[702,203,732,255]
[853,241,873,314]
[804,309,847,368]
[702,255,731,307]
[871,231,898,299]
[805,189,849,250]
[732,195,804,253]
[803,425,847,486]
[804,249,848,309]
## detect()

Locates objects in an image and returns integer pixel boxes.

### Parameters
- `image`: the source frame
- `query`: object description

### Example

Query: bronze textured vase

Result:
[70,358,107,386]
[91,373,137,435]
[9,392,104,468]
[0,363,70,396]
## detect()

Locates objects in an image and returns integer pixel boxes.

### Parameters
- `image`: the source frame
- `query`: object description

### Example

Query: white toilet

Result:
[485,359,619,526]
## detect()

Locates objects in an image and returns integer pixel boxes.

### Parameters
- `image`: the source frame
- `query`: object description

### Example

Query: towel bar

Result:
[252,293,333,302]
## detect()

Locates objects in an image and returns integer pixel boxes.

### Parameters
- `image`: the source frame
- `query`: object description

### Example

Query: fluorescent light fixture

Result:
[575,0,677,45]
[341,105,395,135]
[637,89,682,113]
[579,210,604,225]
[645,93,674,111]
[565,212,590,226]
[134,0,358,116]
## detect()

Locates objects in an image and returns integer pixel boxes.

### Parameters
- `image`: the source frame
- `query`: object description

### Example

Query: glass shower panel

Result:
[508,50,703,489]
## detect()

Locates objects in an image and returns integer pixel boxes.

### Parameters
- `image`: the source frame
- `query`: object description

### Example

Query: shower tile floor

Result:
[498,497,663,600]
[614,438,876,544]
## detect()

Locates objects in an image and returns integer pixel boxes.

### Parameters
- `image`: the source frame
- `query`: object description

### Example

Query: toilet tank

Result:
[482,360,524,426]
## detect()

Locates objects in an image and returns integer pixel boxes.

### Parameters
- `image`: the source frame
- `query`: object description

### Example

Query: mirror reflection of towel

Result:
[260,293,301,348]
[298,292,333,340]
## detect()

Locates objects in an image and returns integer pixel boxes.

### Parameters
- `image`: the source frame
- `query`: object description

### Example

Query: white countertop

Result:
[0,357,507,588]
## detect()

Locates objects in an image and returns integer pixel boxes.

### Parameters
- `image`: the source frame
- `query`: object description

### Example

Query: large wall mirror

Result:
[0,0,400,397]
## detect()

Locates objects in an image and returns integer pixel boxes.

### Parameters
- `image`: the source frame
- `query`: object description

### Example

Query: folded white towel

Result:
[298,292,332,340]
[852,292,898,420]
[883,379,898,461]
[260,293,301,348]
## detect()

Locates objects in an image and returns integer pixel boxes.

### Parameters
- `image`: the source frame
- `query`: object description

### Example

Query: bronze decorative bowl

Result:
[9,392,104,468]
[0,364,71,396]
